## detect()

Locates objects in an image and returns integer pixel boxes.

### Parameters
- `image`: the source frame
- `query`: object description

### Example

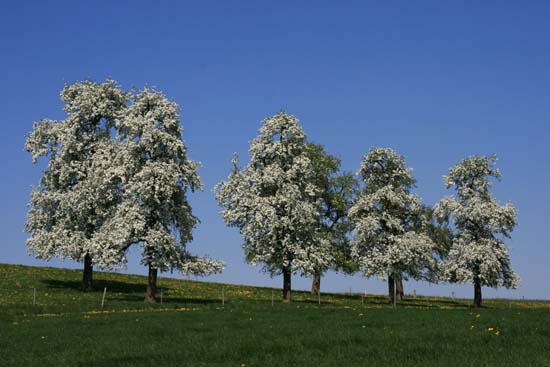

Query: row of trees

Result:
[26,80,518,307]
[215,112,518,307]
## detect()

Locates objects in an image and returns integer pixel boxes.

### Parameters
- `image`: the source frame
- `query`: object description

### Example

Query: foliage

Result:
[305,143,359,275]
[419,205,454,281]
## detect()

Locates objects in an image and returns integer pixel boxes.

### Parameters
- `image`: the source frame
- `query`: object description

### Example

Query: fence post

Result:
[222,286,225,307]
[160,288,163,305]
[33,288,36,306]
[318,291,321,306]
[101,287,107,308]
[271,290,274,306]
[393,278,397,309]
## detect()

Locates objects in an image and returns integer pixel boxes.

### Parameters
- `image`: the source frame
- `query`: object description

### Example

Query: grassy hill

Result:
[1,263,549,366]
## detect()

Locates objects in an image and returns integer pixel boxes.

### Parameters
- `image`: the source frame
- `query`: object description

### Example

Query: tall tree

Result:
[215,112,329,302]
[110,88,223,302]
[305,143,358,295]
[349,148,435,304]
[434,156,518,307]
[25,80,127,291]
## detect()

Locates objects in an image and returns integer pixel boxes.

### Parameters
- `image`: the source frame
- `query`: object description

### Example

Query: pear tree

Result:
[349,148,435,304]
[215,112,329,302]
[25,80,127,291]
[110,88,224,302]
[435,156,518,307]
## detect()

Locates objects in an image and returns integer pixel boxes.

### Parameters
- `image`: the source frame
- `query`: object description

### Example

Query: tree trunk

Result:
[388,274,395,305]
[145,265,158,303]
[82,253,93,292]
[283,267,292,302]
[311,271,321,295]
[396,277,404,301]
[474,275,482,308]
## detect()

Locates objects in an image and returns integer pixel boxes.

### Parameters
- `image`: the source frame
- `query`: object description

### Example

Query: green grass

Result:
[1,263,549,366]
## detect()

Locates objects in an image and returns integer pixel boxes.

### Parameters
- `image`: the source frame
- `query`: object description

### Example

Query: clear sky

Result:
[1,1,549,300]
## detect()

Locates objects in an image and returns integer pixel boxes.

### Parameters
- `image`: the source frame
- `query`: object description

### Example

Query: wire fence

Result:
[2,279,545,321]
[2,283,534,319]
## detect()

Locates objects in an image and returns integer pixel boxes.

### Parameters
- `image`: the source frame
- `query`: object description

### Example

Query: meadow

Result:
[1,263,549,366]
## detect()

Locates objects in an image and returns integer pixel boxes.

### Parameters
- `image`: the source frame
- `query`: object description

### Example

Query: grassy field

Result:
[1,263,549,366]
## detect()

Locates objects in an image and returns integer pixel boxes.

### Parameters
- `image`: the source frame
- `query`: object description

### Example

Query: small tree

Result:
[434,156,518,307]
[349,148,435,304]
[421,205,454,283]
[111,88,223,302]
[305,143,358,295]
[215,112,329,302]
[25,80,127,291]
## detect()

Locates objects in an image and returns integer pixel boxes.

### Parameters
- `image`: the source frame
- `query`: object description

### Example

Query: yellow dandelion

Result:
[487,327,494,331]
[495,331,500,336]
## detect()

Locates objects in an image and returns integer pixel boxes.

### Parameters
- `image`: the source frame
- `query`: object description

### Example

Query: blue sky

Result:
[1,1,549,299]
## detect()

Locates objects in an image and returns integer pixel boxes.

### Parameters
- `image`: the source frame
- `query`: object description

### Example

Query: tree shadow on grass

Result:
[106,293,219,305]
[41,279,153,294]
[398,300,471,309]
[40,279,220,306]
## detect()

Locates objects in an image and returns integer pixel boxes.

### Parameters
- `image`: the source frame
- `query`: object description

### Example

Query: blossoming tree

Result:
[215,112,329,302]
[111,88,224,302]
[349,148,435,304]
[435,155,518,307]
[25,80,127,291]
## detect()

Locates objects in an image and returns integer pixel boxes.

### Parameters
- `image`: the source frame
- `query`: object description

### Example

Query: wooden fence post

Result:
[101,287,107,308]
